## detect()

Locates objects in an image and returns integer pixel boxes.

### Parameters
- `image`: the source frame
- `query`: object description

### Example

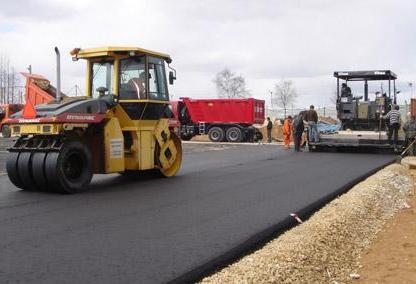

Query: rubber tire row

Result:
[6,140,93,194]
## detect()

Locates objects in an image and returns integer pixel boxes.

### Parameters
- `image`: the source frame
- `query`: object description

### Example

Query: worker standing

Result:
[283,116,293,149]
[292,113,305,152]
[306,105,319,142]
[266,117,273,143]
[383,105,401,147]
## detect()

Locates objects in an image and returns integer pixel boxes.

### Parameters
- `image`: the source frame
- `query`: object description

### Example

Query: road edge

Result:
[168,157,397,284]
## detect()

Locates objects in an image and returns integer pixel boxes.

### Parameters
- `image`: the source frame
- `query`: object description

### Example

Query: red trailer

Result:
[22,73,60,105]
[174,97,265,142]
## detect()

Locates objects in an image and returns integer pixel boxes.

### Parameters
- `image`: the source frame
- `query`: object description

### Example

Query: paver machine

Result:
[5,46,182,193]
[310,70,405,152]
[335,70,397,130]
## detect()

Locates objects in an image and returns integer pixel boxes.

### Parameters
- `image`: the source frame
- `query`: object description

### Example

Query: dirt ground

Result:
[357,181,416,284]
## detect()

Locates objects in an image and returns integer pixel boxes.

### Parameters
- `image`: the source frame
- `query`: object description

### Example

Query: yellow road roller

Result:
[6,46,182,193]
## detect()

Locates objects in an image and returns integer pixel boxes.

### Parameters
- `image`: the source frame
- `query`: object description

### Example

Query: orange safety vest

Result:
[283,119,292,135]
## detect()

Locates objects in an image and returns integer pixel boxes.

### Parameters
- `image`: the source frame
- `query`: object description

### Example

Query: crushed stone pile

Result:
[201,163,412,284]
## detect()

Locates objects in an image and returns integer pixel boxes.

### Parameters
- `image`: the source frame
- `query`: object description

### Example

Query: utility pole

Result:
[268,90,273,109]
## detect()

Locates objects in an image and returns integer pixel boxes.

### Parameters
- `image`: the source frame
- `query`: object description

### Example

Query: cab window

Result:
[91,61,113,98]
[148,57,168,101]
[119,57,146,99]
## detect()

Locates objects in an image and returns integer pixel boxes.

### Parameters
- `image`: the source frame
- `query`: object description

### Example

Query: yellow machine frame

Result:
[12,46,181,177]
[80,46,180,176]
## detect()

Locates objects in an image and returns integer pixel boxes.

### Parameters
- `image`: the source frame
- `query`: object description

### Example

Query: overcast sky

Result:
[0,0,415,108]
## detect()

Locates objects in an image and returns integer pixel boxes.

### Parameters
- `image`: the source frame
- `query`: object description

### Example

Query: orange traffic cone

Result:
[22,100,37,119]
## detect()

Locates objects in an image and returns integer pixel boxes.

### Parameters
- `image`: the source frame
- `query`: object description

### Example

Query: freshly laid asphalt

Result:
[0,142,395,284]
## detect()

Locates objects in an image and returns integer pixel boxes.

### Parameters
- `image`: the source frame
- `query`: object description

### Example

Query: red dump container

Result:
[181,97,265,125]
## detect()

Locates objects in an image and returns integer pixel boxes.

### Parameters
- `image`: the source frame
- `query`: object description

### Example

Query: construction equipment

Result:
[22,72,63,105]
[335,70,397,130]
[0,73,62,138]
[5,46,182,193]
[310,70,405,152]
[0,104,23,137]
[173,97,265,142]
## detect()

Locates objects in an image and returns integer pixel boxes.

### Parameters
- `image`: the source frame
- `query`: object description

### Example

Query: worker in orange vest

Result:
[283,115,293,149]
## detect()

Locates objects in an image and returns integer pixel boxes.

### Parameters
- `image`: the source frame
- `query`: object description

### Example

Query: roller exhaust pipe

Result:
[54,47,61,102]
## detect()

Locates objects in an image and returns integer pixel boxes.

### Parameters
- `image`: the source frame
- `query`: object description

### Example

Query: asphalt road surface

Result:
[0,137,12,172]
[0,143,394,283]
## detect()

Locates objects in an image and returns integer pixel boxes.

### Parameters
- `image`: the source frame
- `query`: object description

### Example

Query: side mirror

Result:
[169,71,176,85]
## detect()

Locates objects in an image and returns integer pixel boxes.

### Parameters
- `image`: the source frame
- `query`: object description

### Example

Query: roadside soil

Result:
[357,176,416,284]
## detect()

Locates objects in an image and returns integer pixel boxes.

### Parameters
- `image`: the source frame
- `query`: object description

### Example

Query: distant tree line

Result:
[0,55,23,104]
[214,68,298,118]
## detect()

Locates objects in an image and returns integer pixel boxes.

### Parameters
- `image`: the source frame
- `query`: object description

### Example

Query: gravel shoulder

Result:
[201,162,413,284]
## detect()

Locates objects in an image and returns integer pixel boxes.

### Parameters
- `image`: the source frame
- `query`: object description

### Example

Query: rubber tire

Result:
[255,130,263,142]
[45,140,93,194]
[208,127,225,142]
[180,134,193,141]
[31,152,49,191]
[2,125,11,138]
[6,152,24,189]
[226,127,243,142]
[17,152,38,191]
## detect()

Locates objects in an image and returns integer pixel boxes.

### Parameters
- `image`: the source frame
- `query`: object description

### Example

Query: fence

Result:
[267,104,409,121]
[266,106,338,120]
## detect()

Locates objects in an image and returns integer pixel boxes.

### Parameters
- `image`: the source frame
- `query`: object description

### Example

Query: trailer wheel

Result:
[208,127,224,142]
[180,134,193,141]
[254,129,263,142]
[2,125,11,138]
[226,127,243,142]
[6,152,24,189]
[45,140,93,193]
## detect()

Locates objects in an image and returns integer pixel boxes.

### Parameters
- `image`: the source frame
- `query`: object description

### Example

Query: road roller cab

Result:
[6,46,182,193]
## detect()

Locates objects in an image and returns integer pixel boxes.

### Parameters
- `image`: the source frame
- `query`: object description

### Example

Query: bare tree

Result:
[213,68,250,98]
[273,79,297,118]
[0,55,22,104]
